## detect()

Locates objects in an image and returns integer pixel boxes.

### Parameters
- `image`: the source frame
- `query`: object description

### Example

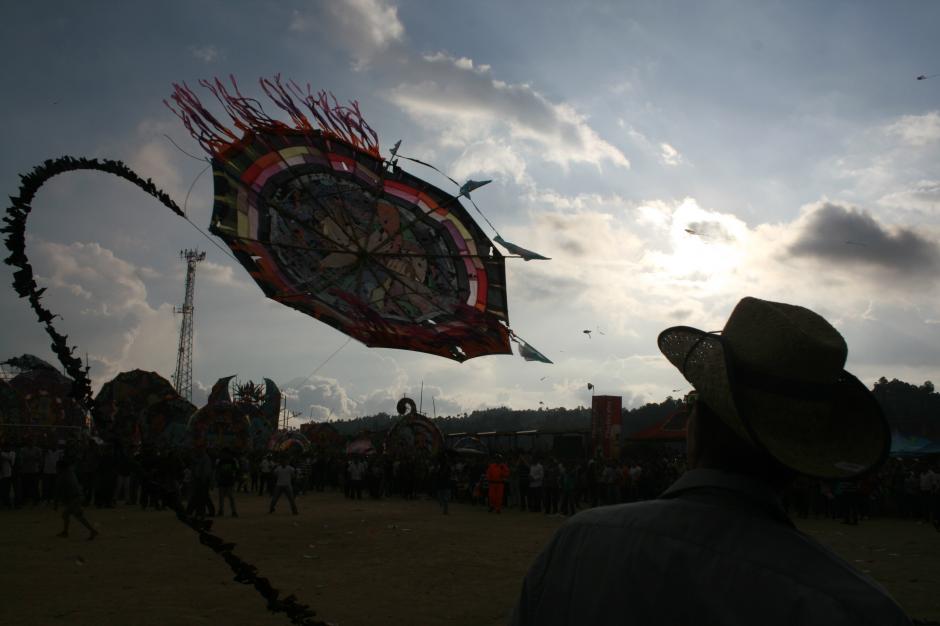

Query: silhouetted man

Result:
[511,297,909,626]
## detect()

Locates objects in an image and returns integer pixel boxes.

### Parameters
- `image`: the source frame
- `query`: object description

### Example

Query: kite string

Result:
[397,153,503,237]
[279,336,352,392]
[177,164,242,264]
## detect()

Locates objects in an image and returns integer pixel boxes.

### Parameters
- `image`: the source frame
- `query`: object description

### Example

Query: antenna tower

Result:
[173,249,206,402]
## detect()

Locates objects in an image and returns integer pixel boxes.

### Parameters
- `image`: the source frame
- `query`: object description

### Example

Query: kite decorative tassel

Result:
[165,75,380,159]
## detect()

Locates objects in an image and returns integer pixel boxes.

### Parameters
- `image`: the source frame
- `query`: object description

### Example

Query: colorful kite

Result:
[384,396,444,456]
[5,356,86,440]
[3,76,550,412]
[93,369,182,446]
[166,76,545,362]
[267,429,311,454]
[299,421,344,451]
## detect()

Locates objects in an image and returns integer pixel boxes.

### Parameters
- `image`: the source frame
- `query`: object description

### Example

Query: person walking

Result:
[434,453,453,515]
[511,297,908,626]
[269,457,298,515]
[216,448,239,518]
[55,449,98,541]
[186,447,215,518]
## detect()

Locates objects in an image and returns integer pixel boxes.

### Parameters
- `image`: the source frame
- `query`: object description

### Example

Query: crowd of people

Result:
[1,436,938,529]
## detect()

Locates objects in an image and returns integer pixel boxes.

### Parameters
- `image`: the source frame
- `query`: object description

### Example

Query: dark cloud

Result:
[685,220,735,243]
[668,308,693,320]
[788,203,940,275]
[557,238,587,256]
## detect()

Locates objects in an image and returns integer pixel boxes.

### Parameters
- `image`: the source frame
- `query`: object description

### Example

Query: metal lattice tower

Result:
[172,249,206,402]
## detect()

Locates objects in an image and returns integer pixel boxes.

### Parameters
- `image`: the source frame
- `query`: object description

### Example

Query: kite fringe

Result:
[166,75,380,158]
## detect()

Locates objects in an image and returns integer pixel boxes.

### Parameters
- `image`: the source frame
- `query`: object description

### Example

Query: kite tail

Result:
[166,76,380,159]
[2,157,184,411]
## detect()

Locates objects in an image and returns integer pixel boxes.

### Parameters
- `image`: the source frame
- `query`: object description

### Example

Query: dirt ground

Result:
[2,492,939,626]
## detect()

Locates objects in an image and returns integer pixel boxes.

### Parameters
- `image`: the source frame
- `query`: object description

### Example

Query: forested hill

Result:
[873,378,940,439]
[329,397,683,437]
[326,377,940,440]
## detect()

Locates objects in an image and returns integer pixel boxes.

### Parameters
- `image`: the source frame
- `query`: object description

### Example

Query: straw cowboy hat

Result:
[658,297,890,480]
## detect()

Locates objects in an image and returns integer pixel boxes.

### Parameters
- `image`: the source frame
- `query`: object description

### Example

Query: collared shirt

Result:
[510,469,910,626]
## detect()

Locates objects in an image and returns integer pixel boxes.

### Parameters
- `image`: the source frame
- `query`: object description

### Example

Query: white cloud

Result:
[450,138,529,185]
[886,111,940,146]
[659,142,682,166]
[291,0,404,70]
[385,62,629,171]
[282,375,360,420]
[128,119,194,205]
[31,241,178,388]
[198,260,252,290]
[879,180,940,213]
[190,45,221,63]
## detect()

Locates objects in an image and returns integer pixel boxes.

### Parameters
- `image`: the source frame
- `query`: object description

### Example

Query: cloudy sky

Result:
[2,1,940,422]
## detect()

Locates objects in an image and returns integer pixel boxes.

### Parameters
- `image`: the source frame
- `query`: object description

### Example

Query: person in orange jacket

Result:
[486,455,510,513]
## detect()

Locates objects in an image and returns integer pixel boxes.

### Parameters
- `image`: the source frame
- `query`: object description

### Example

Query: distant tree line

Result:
[872,377,940,439]
[327,378,940,441]
[329,397,683,437]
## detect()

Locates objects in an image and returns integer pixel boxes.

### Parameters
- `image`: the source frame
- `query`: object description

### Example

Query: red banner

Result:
[591,395,622,460]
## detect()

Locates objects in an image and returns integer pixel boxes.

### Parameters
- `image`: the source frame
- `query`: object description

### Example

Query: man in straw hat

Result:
[510,297,909,625]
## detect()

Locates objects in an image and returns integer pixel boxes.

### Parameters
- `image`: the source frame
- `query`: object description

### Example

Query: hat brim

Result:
[658,326,890,480]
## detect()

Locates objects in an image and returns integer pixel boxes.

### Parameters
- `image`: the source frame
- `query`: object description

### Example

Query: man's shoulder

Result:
[564,498,675,528]
[549,501,908,624]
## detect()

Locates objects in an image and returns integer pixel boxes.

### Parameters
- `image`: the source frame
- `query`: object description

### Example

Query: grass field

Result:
[2,492,939,626]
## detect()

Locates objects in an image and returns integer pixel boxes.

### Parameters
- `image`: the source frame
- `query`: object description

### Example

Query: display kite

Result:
[165,76,548,363]
[93,369,183,446]
[2,76,550,410]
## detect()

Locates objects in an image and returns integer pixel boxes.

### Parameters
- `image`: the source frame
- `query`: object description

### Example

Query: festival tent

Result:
[624,409,690,442]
